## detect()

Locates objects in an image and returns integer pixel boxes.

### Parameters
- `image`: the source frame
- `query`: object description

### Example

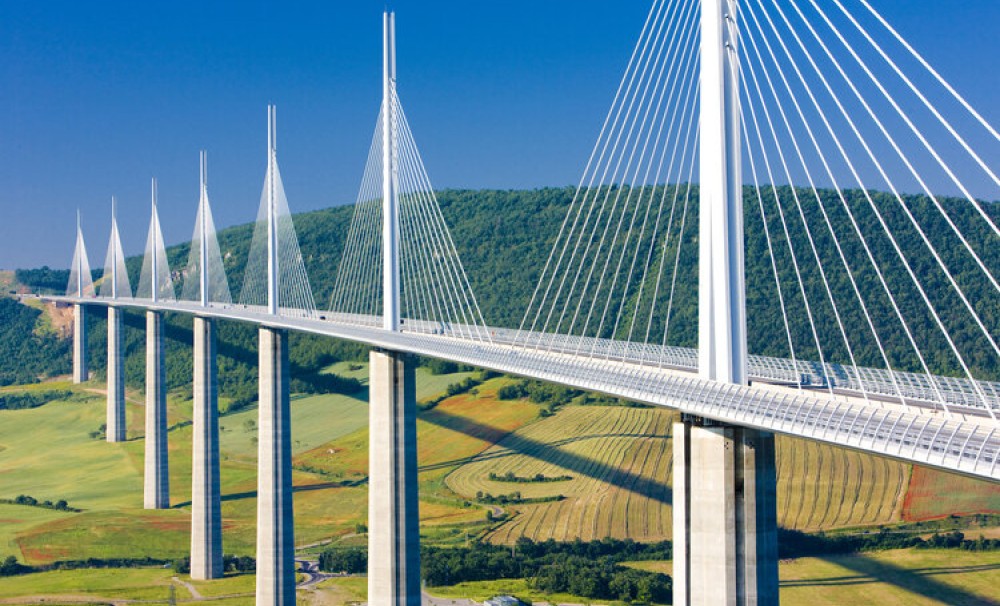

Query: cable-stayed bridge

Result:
[36,2,999,605]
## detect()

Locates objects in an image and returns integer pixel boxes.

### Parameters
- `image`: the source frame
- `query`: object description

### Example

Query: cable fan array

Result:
[736,0,999,415]
[180,155,232,306]
[135,180,176,302]
[517,0,703,360]
[329,90,491,342]
[97,199,133,300]
[66,213,96,298]
[517,0,999,417]
[238,123,316,317]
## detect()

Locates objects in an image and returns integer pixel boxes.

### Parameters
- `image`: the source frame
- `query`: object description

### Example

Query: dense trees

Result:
[0,390,72,410]
[318,548,367,574]
[0,298,70,385]
[15,266,72,294]
[8,186,1000,388]
[421,538,672,602]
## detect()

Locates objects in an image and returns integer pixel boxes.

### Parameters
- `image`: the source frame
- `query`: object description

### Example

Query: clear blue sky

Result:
[2,1,999,269]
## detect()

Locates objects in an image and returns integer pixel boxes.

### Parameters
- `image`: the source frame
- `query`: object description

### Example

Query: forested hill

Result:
[13,186,1000,391]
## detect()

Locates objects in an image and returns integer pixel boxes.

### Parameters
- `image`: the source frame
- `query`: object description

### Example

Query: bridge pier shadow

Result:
[418,406,672,506]
[781,552,1000,605]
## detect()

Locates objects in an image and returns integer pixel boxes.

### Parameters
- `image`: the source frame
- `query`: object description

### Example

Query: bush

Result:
[0,555,27,577]
[223,554,255,572]
[318,548,367,574]
[172,556,190,574]
[0,390,73,410]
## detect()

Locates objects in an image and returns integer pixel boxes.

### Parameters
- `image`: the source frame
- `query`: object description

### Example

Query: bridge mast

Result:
[383,9,400,331]
[76,210,84,297]
[200,152,209,307]
[267,105,279,315]
[369,11,421,606]
[111,197,118,300]
[72,211,88,383]
[675,0,779,605]
[699,0,746,383]
[256,106,296,605]
[191,151,224,580]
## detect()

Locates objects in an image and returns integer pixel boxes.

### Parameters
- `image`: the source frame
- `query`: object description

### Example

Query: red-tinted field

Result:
[902,465,1000,522]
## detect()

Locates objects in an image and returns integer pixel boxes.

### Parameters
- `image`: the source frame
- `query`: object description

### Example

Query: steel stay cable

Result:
[738,27,834,393]
[742,0,926,407]
[782,0,1000,364]
[558,0,699,347]
[518,0,670,346]
[396,102,493,341]
[741,0,875,405]
[601,12,705,354]
[770,0,996,415]
[534,0,679,346]
[559,0,700,347]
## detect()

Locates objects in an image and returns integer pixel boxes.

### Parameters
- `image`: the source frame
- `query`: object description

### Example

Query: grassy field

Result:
[776,434,910,531]
[0,370,538,563]
[0,567,186,601]
[445,404,914,544]
[434,549,1000,606]
[779,549,1000,606]
[292,377,542,545]
[448,405,675,543]
[0,548,995,605]
[4,359,1000,603]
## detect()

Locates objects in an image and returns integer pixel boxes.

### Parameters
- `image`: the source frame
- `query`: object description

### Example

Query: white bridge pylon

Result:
[328,36,491,343]
[66,211,96,299]
[136,178,176,302]
[239,106,316,317]
[181,151,232,306]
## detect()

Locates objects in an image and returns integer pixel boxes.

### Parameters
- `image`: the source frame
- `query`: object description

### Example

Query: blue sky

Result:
[2,1,999,269]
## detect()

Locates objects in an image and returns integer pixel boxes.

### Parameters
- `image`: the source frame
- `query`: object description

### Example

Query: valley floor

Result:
[1,366,999,603]
[0,549,996,605]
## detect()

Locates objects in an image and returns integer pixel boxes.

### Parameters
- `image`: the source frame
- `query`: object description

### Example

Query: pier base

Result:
[368,349,421,606]
[73,304,88,383]
[191,316,223,580]
[106,307,125,443]
[673,418,778,606]
[143,311,169,509]
[256,327,295,606]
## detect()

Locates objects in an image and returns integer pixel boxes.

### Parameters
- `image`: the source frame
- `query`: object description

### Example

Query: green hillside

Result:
[15,187,1000,391]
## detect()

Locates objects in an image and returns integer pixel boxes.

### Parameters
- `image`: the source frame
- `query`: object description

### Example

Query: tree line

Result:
[10,187,1000,386]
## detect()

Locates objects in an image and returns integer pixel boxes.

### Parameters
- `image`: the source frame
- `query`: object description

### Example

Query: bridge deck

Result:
[45,295,1000,482]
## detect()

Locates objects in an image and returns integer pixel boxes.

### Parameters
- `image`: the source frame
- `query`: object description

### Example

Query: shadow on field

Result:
[171,481,346,508]
[782,553,1000,605]
[419,408,672,506]
[117,310,364,399]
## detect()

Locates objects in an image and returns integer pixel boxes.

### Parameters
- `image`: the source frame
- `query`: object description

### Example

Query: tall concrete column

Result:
[144,311,169,509]
[106,306,126,442]
[368,349,421,606]
[673,418,778,606]
[191,316,223,580]
[256,327,295,606]
[73,303,88,383]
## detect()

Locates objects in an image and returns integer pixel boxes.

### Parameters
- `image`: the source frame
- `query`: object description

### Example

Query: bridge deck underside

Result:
[55,297,1000,482]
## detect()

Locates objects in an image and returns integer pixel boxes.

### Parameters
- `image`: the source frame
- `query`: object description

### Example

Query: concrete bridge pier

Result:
[368,349,421,606]
[106,306,126,442]
[73,303,88,383]
[144,310,169,509]
[256,326,295,606]
[191,316,223,579]
[673,416,778,606]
